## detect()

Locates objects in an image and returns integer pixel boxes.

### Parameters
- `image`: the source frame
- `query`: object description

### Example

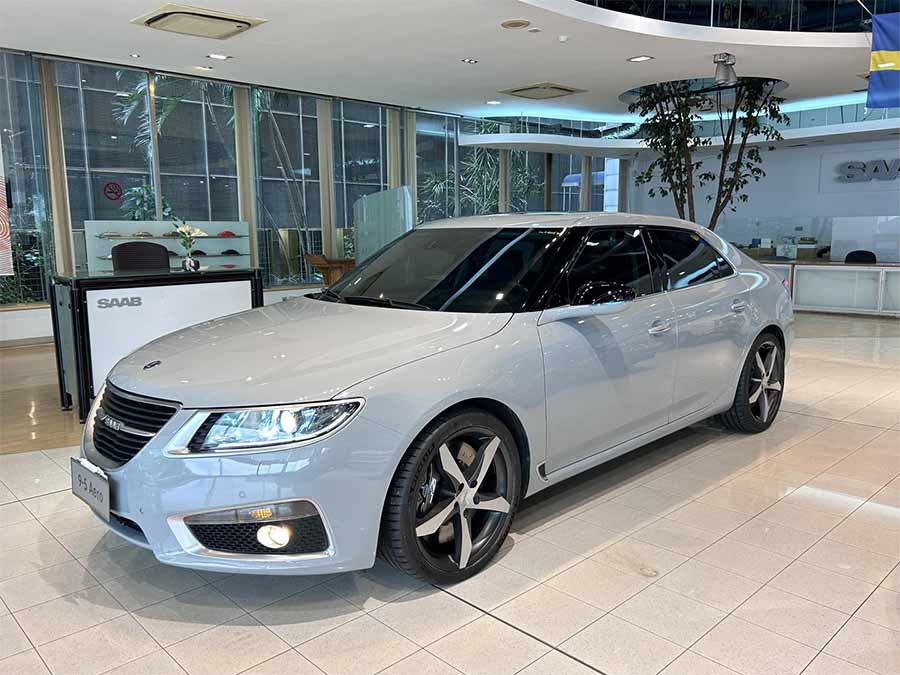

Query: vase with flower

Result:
[173,218,207,271]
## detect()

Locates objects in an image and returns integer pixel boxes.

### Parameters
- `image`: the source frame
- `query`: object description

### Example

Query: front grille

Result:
[187,515,330,555]
[92,385,178,467]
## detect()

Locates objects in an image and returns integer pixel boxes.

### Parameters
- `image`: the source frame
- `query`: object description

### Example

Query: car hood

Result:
[108,297,511,408]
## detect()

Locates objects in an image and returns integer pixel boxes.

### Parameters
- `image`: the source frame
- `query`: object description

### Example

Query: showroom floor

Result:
[0,315,898,675]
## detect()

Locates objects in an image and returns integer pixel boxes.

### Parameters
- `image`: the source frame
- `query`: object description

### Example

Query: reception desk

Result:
[761,261,900,317]
[51,267,263,421]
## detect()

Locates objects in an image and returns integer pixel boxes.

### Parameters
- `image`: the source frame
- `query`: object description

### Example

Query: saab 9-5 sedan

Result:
[75,213,793,583]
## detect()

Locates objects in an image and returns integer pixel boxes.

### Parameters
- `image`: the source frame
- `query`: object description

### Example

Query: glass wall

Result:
[578,0,900,32]
[253,87,321,285]
[509,150,545,212]
[152,74,238,222]
[332,100,389,253]
[416,113,456,223]
[0,51,53,304]
[56,61,156,269]
[457,119,501,217]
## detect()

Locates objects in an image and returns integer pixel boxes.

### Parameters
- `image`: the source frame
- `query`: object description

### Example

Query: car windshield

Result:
[324,227,565,313]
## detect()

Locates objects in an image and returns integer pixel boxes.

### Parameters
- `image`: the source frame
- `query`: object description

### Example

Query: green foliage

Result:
[120,185,174,220]
[0,237,45,304]
[629,78,787,230]
[418,120,542,221]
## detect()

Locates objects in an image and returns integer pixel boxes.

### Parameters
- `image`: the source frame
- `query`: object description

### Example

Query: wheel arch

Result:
[760,323,785,352]
[429,397,532,498]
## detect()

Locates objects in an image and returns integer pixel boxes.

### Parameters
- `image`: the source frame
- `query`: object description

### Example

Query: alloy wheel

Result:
[748,340,783,424]
[413,432,512,571]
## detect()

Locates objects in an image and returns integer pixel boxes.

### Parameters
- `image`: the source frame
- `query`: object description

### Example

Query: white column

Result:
[232,86,258,266]
[316,99,338,259]
[37,59,75,275]
[579,155,592,212]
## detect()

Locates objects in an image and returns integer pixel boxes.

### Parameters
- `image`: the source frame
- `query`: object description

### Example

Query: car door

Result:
[539,227,677,474]
[646,227,753,421]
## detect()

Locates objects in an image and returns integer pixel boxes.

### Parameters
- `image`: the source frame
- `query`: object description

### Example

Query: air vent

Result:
[133,4,266,39]
[499,82,587,100]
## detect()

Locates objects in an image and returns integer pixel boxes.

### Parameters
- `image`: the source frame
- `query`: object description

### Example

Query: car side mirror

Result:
[537,282,636,325]
[572,281,636,306]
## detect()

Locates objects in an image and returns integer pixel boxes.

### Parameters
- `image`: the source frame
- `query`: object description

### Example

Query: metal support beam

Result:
[386,108,402,189]
[232,86,258,266]
[579,155,592,212]
[403,110,417,223]
[145,73,164,221]
[543,153,553,211]
[618,159,630,213]
[37,59,75,275]
[316,98,338,259]
[498,149,510,212]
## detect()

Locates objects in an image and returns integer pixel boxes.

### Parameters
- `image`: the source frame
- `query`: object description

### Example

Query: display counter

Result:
[760,260,900,317]
[51,267,263,421]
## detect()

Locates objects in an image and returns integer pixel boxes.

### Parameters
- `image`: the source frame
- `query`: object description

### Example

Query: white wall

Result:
[0,287,321,345]
[627,138,900,246]
[0,306,53,344]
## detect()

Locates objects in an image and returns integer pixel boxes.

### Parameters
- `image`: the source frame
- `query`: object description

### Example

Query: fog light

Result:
[257,524,292,549]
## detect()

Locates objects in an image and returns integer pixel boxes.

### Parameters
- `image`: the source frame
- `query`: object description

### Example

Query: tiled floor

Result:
[0,314,898,675]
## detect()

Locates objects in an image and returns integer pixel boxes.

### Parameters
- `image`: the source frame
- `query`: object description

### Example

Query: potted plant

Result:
[173,217,207,271]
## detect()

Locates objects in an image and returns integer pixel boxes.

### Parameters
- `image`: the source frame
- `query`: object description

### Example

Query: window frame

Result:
[644,226,737,293]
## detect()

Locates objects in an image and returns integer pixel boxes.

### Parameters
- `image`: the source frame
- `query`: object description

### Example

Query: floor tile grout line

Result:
[432,581,612,675]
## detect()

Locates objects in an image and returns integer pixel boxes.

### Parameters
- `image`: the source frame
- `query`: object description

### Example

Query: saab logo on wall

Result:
[97,297,142,309]
[836,159,900,183]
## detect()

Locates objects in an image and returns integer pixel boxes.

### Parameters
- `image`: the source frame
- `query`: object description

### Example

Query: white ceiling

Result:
[0,0,872,119]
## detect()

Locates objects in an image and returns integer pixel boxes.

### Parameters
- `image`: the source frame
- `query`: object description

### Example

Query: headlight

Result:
[166,399,364,455]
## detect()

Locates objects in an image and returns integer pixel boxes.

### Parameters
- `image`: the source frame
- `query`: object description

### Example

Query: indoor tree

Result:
[628,77,788,231]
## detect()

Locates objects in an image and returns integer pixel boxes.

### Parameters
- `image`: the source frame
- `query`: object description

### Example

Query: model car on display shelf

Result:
[73,213,793,583]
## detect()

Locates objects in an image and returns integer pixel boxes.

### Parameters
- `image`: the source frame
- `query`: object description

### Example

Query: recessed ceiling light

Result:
[461,58,478,64]
[207,53,232,60]
[130,53,141,58]
[527,27,542,33]
[486,100,502,105]
[194,65,214,71]
[501,19,530,29]
[627,55,654,62]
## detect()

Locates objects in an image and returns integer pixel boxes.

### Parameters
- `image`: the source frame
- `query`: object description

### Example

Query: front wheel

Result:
[379,410,521,584]
[718,332,785,433]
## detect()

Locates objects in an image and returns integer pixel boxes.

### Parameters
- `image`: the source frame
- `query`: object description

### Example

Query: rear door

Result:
[539,227,677,473]
[646,227,753,420]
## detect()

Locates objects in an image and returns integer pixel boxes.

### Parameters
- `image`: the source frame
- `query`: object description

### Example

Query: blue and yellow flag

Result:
[868,12,900,108]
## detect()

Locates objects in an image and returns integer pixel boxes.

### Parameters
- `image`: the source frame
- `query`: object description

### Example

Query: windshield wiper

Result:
[316,288,344,303]
[342,295,430,311]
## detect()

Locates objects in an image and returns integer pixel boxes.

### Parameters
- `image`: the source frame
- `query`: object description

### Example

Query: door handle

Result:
[731,299,748,313]
[648,321,672,336]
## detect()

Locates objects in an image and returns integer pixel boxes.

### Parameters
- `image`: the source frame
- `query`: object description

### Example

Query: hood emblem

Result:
[143,360,162,370]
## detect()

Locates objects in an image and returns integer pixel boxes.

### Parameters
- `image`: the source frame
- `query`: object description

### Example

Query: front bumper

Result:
[81,408,406,575]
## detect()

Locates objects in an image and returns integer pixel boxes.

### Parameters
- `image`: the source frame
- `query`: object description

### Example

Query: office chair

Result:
[111,241,171,271]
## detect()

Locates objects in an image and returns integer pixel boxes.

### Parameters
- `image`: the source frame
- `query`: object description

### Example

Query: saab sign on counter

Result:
[96,296,143,309]
[836,158,900,183]
[85,280,252,390]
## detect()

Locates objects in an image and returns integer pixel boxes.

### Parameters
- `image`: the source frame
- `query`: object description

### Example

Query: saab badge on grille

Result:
[143,360,162,370]
[100,412,123,432]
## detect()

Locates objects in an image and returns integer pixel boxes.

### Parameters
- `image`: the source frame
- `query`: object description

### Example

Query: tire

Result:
[379,409,521,584]
[718,332,785,433]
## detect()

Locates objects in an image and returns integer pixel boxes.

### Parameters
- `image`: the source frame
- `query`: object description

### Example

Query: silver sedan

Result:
[77,213,793,583]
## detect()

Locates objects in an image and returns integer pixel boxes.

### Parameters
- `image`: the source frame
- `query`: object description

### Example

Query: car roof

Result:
[418,212,706,233]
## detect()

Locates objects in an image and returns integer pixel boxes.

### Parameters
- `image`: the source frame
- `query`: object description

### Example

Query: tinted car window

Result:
[563,228,655,303]
[326,227,564,313]
[652,228,730,290]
